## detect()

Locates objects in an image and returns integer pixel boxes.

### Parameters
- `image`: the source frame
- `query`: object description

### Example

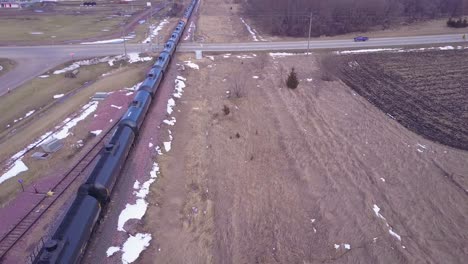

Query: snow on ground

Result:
[90,130,102,136]
[111,163,160,262]
[81,34,135,45]
[53,57,111,74]
[269,52,305,58]
[166,98,175,115]
[163,141,171,152]
[372,204,404,245]
[127,53,152,64]
[110,73,188,262]
[53,101,98,140]
[337,48,398,54]
[106,247,120,257]
[240,17,265,41]
[53,54,151,75]
[53,94,64,99]
[11,110,36,124]
[173,76,186,98]
[111,105,123,110]
[252,76,259,79]
[439,46,455,50]
[121,233,152,263]
[183,21,196,41]
[1,100,99,183]
[108,53,152,67]
[0,160,29,185]
[39,75,49,78]
[141,18,169,44]
[184,61,199,70]
[117,199,148,232]
[206,56,215,61]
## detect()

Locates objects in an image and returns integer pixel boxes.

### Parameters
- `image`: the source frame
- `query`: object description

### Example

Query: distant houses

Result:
[0,2,20,8]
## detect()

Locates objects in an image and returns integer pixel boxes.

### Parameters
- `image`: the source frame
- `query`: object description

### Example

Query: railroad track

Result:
[0,120,119,262]
[0,102,98,171]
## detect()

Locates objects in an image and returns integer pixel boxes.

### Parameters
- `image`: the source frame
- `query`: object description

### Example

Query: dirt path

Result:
[139,53,468,263]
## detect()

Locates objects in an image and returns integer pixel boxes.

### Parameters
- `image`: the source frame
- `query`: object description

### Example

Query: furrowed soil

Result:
[139,52,468,263]
[330,50,468,151]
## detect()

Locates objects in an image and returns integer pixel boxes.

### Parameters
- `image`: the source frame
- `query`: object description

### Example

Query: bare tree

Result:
[230,71,247,98]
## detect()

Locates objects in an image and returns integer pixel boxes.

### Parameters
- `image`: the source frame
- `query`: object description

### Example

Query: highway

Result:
[0,33,466,96]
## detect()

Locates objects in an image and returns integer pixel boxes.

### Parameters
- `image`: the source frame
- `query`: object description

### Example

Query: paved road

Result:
[0,33,466,96]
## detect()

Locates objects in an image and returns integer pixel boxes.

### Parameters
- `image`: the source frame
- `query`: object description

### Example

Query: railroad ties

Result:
[0,121,120,261]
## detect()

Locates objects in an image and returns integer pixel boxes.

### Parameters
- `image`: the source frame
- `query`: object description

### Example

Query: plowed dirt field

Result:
[332,50,468,151]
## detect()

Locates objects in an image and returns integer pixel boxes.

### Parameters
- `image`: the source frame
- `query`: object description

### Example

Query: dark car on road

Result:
[354,36,369,42]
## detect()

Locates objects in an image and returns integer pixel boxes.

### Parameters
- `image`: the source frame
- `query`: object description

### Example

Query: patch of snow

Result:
[344,244,351,250]
[164,141,171,152]
[183,21,196,41]
[206,56,215,61]
[380,178,386,182]
[133,180,140,190]
[417,149,424,153]
[111,104,122,109]
[306,78,313,82]
[117,199,148,232]
[240,17,265,41]
[173,77,186,98]
[223,53,231,58]
[127,52,152,64]
[0,159,29,185]
[269,52,302,58]
[148,142,153,148]
[141,18,169,44]
[416,143,427,149]
[53,94,64,99]
[24,110,35,118]
[337,48,398,54]
[439,46,454,50]
[373,204,386,220]
[163,117,176,126]
[39,75,49,78]
[53,101,98,140]
[30,32,44,35]
[125,92,134,96]
[334,244,340,249]
[184,61,199,70]
[389,229,402,241]
[90,130,102,136]
[155,146,162,155]
[252,76,259,79]
[53,57,112,74]
[166,98,175,114]
[236,55,255,59]
[81,35,134,44]
[106,246,120,257]
[121,233,152,263]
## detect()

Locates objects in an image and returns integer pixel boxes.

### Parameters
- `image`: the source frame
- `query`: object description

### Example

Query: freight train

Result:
[32,1,198,263]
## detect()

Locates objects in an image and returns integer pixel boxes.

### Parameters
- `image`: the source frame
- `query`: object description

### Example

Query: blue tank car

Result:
[119,90,152,133]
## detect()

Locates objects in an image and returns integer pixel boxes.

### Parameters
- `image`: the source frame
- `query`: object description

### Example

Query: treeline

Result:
[242,0,468,37]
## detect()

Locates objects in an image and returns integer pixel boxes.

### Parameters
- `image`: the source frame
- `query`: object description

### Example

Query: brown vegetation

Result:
[243,0,468,37]
[331,49,468,151]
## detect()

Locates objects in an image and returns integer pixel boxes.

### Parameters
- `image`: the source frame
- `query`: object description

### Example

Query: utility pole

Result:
[122,28,127,57]
[148,1,152,49]
[307,12,312,55]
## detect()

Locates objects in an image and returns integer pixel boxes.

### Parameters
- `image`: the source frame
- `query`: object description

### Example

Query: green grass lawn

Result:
[0,14,126,42]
